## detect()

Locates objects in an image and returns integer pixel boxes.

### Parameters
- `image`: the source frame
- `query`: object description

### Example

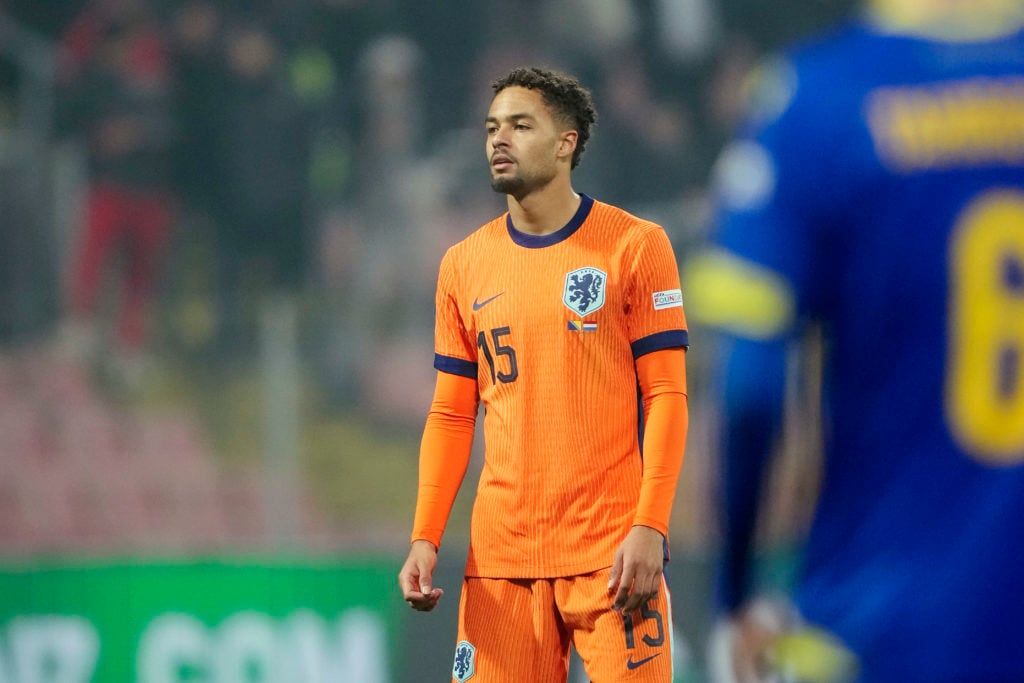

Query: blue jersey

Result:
[700,17,1024,683]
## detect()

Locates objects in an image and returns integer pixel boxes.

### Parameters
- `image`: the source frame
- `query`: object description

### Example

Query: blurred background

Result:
[0,0,856,680]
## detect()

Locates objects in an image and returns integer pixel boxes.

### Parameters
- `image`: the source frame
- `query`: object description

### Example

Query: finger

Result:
[403,583,443,603]
[397,571,419,599]
[621,582,645,613]
[408,598,435,612]
[633,573,659,604]
[410,588,443,603]
[401,557,430,593]
[623,574,660,613]
[612,567,634,610]
[623,589,652,614]
[408,588,444,612]
[608,553,624,593]
[419,574,433,595]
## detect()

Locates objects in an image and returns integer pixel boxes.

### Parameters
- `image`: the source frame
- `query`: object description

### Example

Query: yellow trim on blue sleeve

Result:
[683,249,796,340]
[867,0,1024,41]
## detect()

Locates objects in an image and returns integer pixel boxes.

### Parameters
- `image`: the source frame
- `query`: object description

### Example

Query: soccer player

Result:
[397,66,690,682]
[688,1,1024,681]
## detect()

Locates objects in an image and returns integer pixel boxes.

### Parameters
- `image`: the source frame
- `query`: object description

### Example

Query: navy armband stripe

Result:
[631,330,689,359]
[434,354,477,378]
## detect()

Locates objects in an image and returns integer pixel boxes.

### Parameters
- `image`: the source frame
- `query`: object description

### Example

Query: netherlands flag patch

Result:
[567,320,598,332]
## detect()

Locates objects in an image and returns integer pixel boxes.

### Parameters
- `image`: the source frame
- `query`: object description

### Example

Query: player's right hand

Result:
[398,539,444,611]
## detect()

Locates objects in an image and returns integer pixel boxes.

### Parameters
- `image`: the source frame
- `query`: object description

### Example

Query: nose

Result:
[490,124,510,149]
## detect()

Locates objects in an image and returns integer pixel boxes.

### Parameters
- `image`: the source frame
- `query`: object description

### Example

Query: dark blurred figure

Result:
[57,0,176,384]
[207,16,312,361]
[690,0,1024,681]
[169,0,222,221]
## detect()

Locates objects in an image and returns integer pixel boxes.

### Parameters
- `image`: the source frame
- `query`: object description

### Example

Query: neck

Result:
[506,176,581,236]
[868,0,1024,40]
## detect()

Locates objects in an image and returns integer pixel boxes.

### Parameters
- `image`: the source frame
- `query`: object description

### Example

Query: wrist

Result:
[411,538,438,552]
[632,524,666,540]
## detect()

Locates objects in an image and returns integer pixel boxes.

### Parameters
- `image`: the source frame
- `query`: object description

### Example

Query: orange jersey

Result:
[432,194,687,578]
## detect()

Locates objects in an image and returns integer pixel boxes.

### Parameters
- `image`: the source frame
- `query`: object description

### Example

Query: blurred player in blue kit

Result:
[688,0,1024,681]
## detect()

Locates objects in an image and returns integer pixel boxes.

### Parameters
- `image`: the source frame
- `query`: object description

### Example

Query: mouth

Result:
[491,156,514,172]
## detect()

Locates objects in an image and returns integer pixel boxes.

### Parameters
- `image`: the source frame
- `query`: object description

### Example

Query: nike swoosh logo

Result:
[626,653,661,670]
[472,292,504,310]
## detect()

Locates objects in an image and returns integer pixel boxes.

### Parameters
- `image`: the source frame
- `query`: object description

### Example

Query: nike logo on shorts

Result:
[626,653,661,670]
[472,292,504,310]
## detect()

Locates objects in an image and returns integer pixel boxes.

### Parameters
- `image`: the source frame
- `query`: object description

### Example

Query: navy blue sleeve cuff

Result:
[631,329,689,359]
[434,353,477,378]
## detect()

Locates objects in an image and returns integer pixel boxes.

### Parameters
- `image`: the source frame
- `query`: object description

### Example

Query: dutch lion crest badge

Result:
[453,640,476,681]
[563,266,607,316]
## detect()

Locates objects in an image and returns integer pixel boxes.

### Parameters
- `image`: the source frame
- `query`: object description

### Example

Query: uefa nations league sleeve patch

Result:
[652,289,683,310]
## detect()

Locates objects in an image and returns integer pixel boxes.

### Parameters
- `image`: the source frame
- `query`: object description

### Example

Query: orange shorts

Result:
[451,568,673,682]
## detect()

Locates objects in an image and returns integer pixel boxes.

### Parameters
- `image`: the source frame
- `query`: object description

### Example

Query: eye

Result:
[515,123,530,130]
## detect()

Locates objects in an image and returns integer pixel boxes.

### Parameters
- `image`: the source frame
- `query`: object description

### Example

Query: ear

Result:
[557,130,578,162]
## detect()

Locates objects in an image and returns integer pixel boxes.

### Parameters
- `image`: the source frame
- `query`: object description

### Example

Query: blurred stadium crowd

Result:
[0,0,850,555]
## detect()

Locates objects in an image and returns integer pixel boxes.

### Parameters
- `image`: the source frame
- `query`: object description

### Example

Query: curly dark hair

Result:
[492,66,597,169]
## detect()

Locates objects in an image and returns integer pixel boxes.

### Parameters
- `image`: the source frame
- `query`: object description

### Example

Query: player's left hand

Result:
[399,540,444,612]
[608,524,665,613]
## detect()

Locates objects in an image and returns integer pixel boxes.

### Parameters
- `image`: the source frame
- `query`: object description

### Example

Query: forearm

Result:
[634,347,689,535]
[411,371,478,548]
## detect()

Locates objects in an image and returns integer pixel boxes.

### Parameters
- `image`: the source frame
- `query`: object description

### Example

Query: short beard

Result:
[491,165,556,199]
[490,175,526,196]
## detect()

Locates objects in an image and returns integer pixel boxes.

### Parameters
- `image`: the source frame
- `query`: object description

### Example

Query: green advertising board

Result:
[0,558,401,682]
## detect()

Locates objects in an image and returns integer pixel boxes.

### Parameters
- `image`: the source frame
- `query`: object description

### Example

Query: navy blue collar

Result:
[506,193,594,248]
